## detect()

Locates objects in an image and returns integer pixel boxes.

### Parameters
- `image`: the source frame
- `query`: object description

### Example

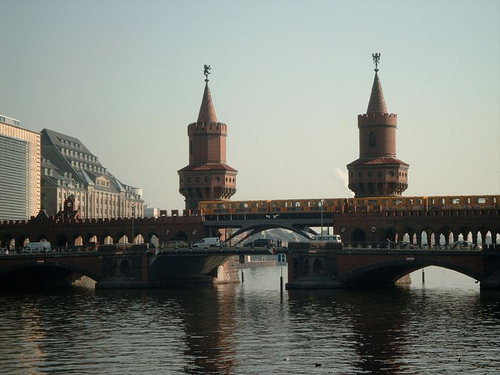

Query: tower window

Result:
[190,140,193,155]
[369,132,377,147]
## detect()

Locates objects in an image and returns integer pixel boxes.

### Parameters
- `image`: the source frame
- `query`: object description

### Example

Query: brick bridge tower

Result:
[178,65,237,211]
[347,54,409,197]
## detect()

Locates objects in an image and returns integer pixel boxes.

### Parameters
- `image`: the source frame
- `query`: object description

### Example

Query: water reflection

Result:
[287,289,412,374]
[145,286,238,375]
[0,267,499,374]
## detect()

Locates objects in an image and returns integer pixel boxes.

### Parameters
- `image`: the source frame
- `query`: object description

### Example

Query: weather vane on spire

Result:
[372,53,381,72]
[204,64,211,82]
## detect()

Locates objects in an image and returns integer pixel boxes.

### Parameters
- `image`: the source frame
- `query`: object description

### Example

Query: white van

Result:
[24,242,51,253]
[309,234,342,244]
[192,237,225,248]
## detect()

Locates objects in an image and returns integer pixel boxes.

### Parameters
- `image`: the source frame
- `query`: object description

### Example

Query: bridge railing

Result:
[344,242,491,251]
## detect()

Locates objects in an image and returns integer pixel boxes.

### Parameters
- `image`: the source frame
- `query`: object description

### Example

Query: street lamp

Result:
[320,199,324,241]
[131,204,136,244]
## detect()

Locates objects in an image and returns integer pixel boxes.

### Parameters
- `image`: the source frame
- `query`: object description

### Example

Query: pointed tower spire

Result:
[197,65,218,123]
[367,53,388,114]
[197,82,218,123]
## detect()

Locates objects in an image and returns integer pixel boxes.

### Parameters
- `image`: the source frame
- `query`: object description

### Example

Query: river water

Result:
[0,266,499,375]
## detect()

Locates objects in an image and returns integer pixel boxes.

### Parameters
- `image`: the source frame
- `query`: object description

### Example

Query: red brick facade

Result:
[178,81,237,210]
[347,64,409,197]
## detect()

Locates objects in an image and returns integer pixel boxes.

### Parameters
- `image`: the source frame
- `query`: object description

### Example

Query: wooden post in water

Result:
[422,268,425,284]
[280,266,283,296]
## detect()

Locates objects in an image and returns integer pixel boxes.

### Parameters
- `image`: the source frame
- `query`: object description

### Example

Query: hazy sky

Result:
[1,0,499,210]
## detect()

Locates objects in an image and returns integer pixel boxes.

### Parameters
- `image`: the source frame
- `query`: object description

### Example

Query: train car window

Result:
[368,200,377,205]
[451,198,460,204]
[477,197,486,204]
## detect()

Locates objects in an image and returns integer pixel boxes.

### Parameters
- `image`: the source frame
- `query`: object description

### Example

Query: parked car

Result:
[309,234,342,244]
[24,242,51,253]
[192,237,226,248]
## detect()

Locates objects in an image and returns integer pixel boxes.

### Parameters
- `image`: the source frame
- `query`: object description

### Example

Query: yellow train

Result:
[198,195,500,216]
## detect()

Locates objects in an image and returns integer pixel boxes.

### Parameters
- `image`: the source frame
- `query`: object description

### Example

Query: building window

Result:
[369,132,377,147]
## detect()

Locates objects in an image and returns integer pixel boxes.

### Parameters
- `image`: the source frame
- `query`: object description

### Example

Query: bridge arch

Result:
[116,232,128,243]
[145,231,160,243]
[0,261,102,288]
[1,235,15,250]
[174,231,188,241]
[101,233,114,245]
[70,233,83,246]
[55,234,68,249]
[87,234,99,244]
[340,258,483,288]
[226,223,309,243]
[351,228,366,245]
[120,260,132,278]
[384,227,396,242]
[19,236,29,249]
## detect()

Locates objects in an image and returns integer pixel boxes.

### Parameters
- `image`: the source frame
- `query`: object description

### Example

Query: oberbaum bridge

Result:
[0,57,499,290]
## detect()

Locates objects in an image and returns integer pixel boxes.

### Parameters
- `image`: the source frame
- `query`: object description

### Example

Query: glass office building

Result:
[0,115,41,221]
